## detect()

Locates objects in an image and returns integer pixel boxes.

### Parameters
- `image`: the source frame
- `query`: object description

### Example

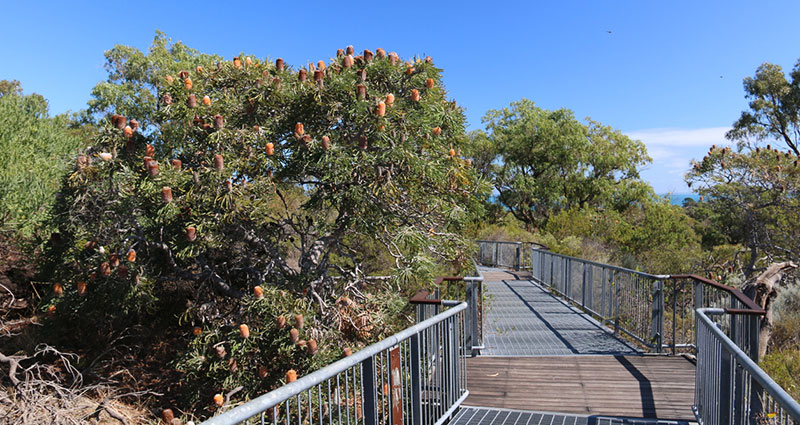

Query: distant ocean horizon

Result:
[662,193,700,206]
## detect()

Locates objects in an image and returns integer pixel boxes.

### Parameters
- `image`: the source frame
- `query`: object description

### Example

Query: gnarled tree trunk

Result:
[741,261,798,359]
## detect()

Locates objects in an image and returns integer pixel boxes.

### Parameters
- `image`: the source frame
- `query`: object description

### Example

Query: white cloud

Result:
[625,127,732,147]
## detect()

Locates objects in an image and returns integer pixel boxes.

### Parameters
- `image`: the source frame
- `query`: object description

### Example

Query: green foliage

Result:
[761,348,800,402]
[38,33,483,411]
[0,81,85,236]
[472,99,652,227]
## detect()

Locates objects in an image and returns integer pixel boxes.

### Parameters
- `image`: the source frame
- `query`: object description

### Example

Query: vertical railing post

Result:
[581,263,587,308]
[652,280,664,353]
[748,314,763,423]
[361,357,378,425]
[492,242,498,267]
[719,348,733,424]
[410,333,422,425]
[515,242,521,271]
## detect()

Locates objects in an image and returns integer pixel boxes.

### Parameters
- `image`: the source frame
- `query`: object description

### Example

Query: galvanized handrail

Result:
[695,308,800,425]
[202,301,468,425]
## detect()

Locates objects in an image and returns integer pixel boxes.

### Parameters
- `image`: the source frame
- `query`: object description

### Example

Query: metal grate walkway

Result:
[480,268,639,356]
[451,406,694,425]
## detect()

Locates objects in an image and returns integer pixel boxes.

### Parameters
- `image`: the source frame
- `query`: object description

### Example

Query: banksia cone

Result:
[317,60,326,71]
[47,305,56,315]
[147,162,158,177]
[343,347,352,357]
[276,58,284,71]
[297,340,307,349]
[411,89,420,101]
[794,160,798,167]
[127,249,137,262]
[239,324,250,338]
[449,148,456,157]
[109,253,120,268]
[289,328,299,342]
[298,69,307,82]
[99,152,113,161]
[186,226,197,242]
[202,95,211,106]
[193,326,202,336]
[376,101,386,117]
[756,147,761,153]
[385,93,395,106]
[178,70,189,80]
[225,180,233,191]
[286,369,298,383]
[118,265,129,279]
[314,70,324,83]
[129,119,139,131]
[389,52,399,65]
[215,345,226,358]
[276,315,287,329]
[301,134,311,147]
[321,136,330,150]
[165,75,174,84]
[146,144,155,157]
[54,283,63,297]
[162,409,175,423]
[767,144,772,150]
[357,69,367,81]
[721,161,726,169]
[188,94,197,108]
[253,286,264,298]
[307,339,318,355]
[295,314,304,329]
[246,56,253,66]
[214,114,225,129]
[465,158,473,166]
[171,159,182,169]
[295,122,304,137]
[258,365,268,378]
[376,48,386,58]
[358,135,368,149]
[184,78,193,90]
[162,187,173,203]
[196,65,203,73]
[113,114,127,129]
[346,45,354,55]
[77,281,86,296]
[433,126,442,136]
[363,49,374,62]
[357,84,366,100]
[336,48,344,57]
[343,55,353,68]
[266,142,275,156]
[425,78,434,89]
[76,155,88,169]
[213,154,224,171]
[99,262,111,277]
[425,56,433,63]
[162,93,173,105]
[213,394,224,407]
[405,66,415,75]
[233,57,242,68]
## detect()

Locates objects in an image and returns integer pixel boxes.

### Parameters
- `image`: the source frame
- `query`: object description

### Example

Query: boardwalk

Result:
[466,267,697,423]
[481,269,638,356]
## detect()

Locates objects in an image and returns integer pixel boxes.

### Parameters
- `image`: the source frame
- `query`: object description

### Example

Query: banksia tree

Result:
[40,33,482,413]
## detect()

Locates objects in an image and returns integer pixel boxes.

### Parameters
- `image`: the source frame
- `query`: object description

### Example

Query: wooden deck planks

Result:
[466,355,697,421]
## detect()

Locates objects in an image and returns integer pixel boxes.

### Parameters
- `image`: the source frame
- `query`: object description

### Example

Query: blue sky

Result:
[3,0,800,193]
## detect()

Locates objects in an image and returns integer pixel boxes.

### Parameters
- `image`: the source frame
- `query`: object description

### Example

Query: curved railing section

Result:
[202,297,469,425]
[695,308,800,425]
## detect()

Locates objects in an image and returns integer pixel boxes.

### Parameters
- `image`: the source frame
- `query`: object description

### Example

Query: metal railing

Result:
[695,308,800,425]
[409,274,485,356]
[476,240,547,271]
[201,299,468,425]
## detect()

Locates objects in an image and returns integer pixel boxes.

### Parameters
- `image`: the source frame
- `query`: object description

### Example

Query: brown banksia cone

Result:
[276,315,286,329]
[286,369,297,383]
[343,347,352,357]
[76,155,88,170]
[317,60,326,71]
[336,48,344,57]
[363,49,374,62]
[266,142,275,156]
[411,89,420,101]
[147,161,159,177]
[389,52,399,65]
[213,154,224,171]
[171,159,182,169]
[321,135,330,150]
[272,77,281,89]
[345,45,354,55]
[161,187,173,203]
[129,119,139,131]
[113,114,127,129]
[357,69,367,81]
[314,70,324,83]
[118,265,129,279]
[162,93,173,105]
[405,66,415,75]
[225,180,233,191]
[53,283,63,297]
[99,262,111,277]
[385,93,394,106]
[146,144,155,157]
[239,324,250,338]
[192,326,202,336]
[342,55,353,68]
[425,78,435,89]
[185,226,197,242]
[214,114,225,130]
[298,69,307,82]
[77,281,86,296]
[188,94,197,108]
[358,135,368,149]
[425,56,433,63]
[162,408,175,423]
[295,314,304,329]
[127,249,136,262]
[233,57,242,68]
[295,122,304,137]
[356,84,366,100]
[301,134,311,147]
[109,253,120,268]
[376,48,386,58]
[178,70,189,80]
[307,339,318,355]
[276,58,284,71]
[258,365,269,378]
[376,101,386,117]
[289,328,300,342]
